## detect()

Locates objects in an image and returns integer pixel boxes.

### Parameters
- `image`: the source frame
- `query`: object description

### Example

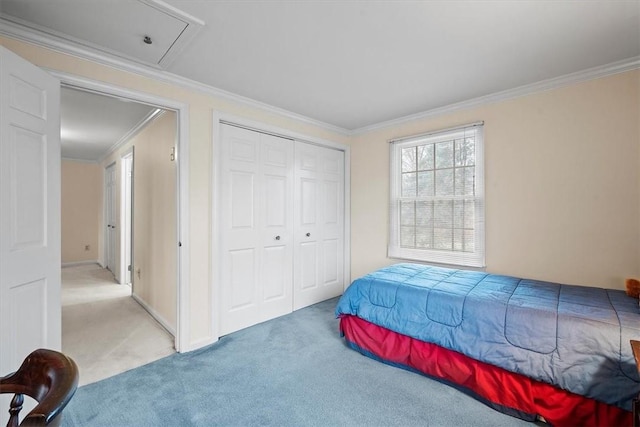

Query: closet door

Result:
[219,124,294,335]
[293,142,345,310]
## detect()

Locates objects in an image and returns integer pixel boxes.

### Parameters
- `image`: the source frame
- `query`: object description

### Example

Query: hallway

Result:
[62,263,175,386]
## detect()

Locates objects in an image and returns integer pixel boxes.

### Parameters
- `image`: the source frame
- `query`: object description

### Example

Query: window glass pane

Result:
[455,137,475,167]
[417,144,434,170]
[416,201,433,227]
[435,169,454,196]
[453,200,465,229]
[453,228,464,251]
[454,166,475,196]
[434,200,453,228]
[417,171,434,197]
[402,172,417,197]
[400,201,415,226]
[416,227,433,248]
[400,226,415,247]
[435,140,454,169]
[464,229,475,252]
[402,147,416,172]
[433,228,452,250]
[464,199,475,229]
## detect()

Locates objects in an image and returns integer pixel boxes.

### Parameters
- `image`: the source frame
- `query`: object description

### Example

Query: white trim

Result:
[61,260,100,268]
[98,109,163,164]
[132,293,176,337]
[0,22,349,136]
[353,56,640,135]
[211,111,352,340]
[51,70,195,352]
[119,148,134,286]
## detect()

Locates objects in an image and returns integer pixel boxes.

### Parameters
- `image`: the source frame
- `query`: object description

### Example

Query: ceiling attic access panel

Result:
[0,0,204,68]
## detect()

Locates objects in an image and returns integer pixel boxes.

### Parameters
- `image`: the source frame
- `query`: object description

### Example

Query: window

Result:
[389,123,485,267]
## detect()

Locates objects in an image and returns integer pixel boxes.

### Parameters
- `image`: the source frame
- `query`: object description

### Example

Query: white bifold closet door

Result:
[220,124,294,335]
[219,124,344,336]
[293,142,344,310]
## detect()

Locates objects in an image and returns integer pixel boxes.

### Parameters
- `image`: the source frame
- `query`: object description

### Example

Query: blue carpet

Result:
[62,298,536,426]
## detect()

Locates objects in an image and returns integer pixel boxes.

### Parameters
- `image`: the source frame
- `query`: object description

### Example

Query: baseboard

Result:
[131,293,176,337]
[61,260,100,268]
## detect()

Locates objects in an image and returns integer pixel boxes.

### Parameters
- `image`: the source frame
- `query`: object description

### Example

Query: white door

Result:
[219,124,294,335]
[293,142,344,310]
[105,162,117,276]
[0,46,61,375]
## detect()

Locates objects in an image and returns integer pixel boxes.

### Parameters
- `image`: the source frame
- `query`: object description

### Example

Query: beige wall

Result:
[100,111,177,333]
[0,36,349,350]
[130,111,177,333]
[61,160,102,264]
[351,70,640,290]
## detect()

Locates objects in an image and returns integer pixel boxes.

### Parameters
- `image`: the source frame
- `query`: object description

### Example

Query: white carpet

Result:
[62,263,175,386]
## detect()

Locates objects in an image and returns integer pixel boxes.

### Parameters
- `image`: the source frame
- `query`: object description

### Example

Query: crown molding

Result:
[0,19,351,137]
[61,156,99,164]
[351,56,640,136]
[97,108,165,164]
[2,18,637,139]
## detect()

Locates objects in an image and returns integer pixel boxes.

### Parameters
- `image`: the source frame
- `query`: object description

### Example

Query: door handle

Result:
[306,233,311,237]
[275,236,281,240]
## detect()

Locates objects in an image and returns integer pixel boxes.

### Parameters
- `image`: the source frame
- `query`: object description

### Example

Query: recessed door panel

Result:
[9,75,46,119]
[323,180,339,226]
[263,246,286,301]
[323,239,339,285]
[9,279,46,365]
[301,179,317,226]
[9,126,45,249]
[299,242,318,290]
[230,137,257,163]
[229,248,256,310]
[230,171,254,229]
[265,175,286,228]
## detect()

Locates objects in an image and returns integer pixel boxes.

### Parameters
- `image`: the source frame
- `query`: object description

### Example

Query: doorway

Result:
[59,83,183,383]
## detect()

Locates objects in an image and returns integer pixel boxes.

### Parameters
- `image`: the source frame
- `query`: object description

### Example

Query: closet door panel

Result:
[293,142,344,310]
[220,125,261,334]
[259,133,293,322]
[220,124,293,335]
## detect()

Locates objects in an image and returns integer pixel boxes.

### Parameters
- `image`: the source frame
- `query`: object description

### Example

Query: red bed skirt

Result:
[339,314,631,427]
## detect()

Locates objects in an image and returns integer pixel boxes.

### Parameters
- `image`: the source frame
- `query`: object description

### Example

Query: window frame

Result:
[388,124,485,268]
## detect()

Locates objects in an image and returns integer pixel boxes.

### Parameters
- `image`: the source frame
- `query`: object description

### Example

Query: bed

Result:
[335,263,640,427]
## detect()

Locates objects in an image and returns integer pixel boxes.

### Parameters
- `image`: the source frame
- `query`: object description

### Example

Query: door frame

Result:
[120,148,134,286]
[211,111,351,341]
[50,70,190,353]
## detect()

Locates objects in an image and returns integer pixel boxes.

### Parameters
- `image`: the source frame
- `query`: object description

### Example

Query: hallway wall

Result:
[61,160,102,264]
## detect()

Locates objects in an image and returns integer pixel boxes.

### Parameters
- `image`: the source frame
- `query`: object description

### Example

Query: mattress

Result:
[334,263,640,411]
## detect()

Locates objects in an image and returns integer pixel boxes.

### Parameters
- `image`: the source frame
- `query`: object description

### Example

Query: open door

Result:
[0,46,61,374]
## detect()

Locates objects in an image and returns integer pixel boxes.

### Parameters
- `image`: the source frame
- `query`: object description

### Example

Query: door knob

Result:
[306,232,311,237]
[275,236,281,240]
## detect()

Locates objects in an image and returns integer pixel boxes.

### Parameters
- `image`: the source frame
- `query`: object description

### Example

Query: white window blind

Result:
[388,122,485,267]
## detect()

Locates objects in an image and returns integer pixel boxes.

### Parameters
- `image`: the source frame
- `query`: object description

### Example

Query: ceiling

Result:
[60,87,157,161]
[1,0,639,136]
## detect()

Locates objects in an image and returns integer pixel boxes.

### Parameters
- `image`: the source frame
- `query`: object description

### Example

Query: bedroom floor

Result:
[61,263,175,386]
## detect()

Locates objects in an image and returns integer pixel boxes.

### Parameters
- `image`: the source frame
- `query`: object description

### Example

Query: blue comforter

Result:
[335,263,640,411]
